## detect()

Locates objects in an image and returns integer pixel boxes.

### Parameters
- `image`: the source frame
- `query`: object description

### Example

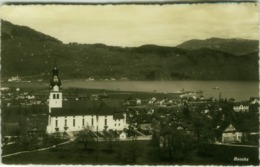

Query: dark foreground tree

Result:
[19,134,39,151]
[103,129,116,152]
[160,129,195,162]
[75,126,95,150]
[116,138,142,164]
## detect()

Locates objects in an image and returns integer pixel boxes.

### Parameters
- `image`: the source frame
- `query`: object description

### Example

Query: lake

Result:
[62,80,259,101]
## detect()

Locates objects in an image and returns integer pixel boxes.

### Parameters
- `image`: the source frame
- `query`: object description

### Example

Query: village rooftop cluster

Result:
[1,66,259,165]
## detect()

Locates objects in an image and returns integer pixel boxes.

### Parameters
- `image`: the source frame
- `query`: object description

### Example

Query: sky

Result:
[0,3,259,46]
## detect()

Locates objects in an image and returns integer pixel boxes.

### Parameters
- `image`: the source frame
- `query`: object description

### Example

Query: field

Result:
[2,137,68,156]
[2,140,151,165]
[2,139,258,165]
[213,144,259,165]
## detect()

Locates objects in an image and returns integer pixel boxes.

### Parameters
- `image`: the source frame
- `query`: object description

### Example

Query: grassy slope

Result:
[2,140,258,165]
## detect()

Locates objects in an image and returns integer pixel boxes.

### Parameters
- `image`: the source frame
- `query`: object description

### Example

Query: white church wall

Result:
[47,114,126,133]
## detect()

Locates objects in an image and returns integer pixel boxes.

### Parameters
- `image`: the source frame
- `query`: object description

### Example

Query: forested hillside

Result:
[1,21,258,81]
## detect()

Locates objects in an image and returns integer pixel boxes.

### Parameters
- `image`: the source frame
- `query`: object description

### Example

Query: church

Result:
[46,65,127,134]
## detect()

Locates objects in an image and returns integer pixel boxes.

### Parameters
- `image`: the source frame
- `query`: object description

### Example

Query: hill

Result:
[1,21,259,81]
[177,37,259,56]
[1,20,61,43]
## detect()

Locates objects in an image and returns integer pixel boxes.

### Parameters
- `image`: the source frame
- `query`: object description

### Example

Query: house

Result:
[233,104,249,112]
[8,75,21,82]
[27,95,36,100]
[249,98,259,104]
[176,125,185,130]
[220,124,243,143]
[119,132,127,140]
[0,87,9,91]
[46,65,127,134]
[136,99,142,105]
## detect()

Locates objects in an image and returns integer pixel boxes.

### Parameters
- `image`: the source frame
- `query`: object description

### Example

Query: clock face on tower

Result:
[53,85,59,91]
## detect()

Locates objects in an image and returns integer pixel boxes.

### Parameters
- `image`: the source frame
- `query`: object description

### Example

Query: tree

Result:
[107,129,116,151]
[169,130,194,161]
[191,112,215,157]
[146,70,156,80]
[159,127,195,162]
[249,103,259,113]
[102,129,115,152]
[116,138,141,164]
[183,101,191,119]
[75,126,95,150]
[191,112,214,143]
[19,134,38,151]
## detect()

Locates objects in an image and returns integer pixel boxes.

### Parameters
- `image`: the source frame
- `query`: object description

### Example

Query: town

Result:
[1,66,259,165]
[1,2,259,165]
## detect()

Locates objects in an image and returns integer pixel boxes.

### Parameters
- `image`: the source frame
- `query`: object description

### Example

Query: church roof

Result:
[113,113,125,120]
[50,100,124,117]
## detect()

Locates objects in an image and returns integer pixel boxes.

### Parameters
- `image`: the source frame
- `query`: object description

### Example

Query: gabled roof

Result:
[120,131,127,135]
[218,122,244,133]
[223,124,237,133]
[216,119,259,134]
[51,100,124,117]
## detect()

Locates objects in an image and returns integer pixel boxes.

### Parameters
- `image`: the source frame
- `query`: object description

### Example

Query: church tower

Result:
[49,65,62,110]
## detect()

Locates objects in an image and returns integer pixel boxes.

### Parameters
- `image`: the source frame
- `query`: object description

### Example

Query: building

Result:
[249,98,259,104]
[8,75,21,82]
[119,132,127,140]
[221,124,243,143]
[233,104,249,112]
[46,65,127,134]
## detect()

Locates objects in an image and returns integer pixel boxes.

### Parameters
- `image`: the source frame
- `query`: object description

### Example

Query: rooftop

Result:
[50,99,125,117]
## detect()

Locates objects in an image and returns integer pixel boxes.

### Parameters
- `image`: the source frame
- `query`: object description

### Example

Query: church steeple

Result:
[49,59,63,109]
[50,61,62,91]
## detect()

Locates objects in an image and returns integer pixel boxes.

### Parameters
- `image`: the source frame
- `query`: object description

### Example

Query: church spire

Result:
[50,58,62,91]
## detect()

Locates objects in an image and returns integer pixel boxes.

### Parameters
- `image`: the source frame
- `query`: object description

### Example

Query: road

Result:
[2,139,72,158]
[214,142,258,148]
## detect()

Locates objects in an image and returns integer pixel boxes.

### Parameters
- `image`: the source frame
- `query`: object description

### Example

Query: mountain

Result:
[177,37,259,56]
[1,20,63,80]
[2,20,61,43]
[1,21,259,81]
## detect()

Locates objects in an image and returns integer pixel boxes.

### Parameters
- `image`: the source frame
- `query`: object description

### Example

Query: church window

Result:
[57,94,59,99]
[73,119,75,127]
[55,120,58,127]
[53,94,56,99]
[104,118,107,126]
[91,118,94,126]
[82,118,85,126]
[65,119,67,126]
